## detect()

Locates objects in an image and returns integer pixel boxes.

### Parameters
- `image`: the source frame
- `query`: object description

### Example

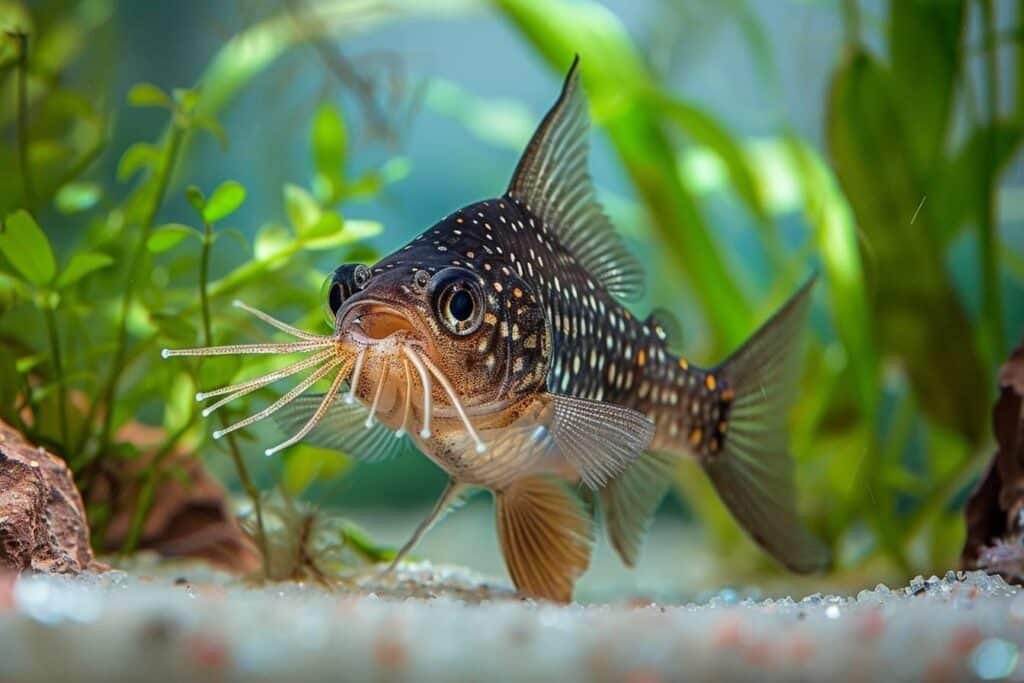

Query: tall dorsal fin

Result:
[506,56,644,301]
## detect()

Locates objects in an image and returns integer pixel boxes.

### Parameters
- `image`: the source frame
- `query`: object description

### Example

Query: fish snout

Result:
[338,300,419,346]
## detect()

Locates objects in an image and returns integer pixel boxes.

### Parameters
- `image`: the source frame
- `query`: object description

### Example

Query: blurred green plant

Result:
[0,1,390,569]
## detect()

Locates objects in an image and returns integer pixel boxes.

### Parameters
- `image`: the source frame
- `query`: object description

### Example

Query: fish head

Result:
[324,214,551,439]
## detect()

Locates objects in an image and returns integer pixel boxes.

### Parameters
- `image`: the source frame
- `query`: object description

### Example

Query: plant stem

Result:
[43,305,68,447]
[120,416,196,554]
[199,220,269,576]
[13,30,36,210]
[840,0,861,48]
[905,445,985,541]
[979,0,1005,365]
[89,125,185,460]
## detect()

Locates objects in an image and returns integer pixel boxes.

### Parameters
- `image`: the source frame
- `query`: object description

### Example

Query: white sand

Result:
[1,566,1022,682]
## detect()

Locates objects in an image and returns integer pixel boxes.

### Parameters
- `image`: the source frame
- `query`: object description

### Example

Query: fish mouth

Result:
[337,299,424,347]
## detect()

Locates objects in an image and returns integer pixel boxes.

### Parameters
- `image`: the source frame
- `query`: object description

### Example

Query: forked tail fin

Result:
[702,276,831,573]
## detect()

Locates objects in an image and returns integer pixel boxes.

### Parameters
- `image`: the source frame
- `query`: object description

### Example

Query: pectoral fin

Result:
[495,475,594,603]
[547,393,655,489]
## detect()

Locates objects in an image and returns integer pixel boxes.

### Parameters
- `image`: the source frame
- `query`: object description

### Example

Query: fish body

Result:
[166,57,829,602]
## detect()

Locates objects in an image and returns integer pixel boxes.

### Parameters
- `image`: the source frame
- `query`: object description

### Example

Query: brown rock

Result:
[0,420,94,573]
[962,337,1024,580]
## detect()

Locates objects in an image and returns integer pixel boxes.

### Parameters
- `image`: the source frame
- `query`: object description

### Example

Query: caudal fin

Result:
[703,277,831,573]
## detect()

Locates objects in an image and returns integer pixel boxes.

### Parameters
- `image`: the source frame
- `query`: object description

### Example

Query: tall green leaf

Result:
[887,0,964,170]
[311,102,347,203]
[827,50,987,442]
[496,0,752,348]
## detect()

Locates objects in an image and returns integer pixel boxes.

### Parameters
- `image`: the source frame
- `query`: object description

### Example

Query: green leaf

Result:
[147,223,201,253]
[55,181,103,214]
[127,82,172,109]
[302,218,382,251]
[117,143,161,181]
[216,227,250,253]
[0,210,56,286]
[888,0,965,170]
[0,347,19,425]
[283,184,321,234]
[933,124,1023,243]
[16,352,46,374]
[655,94,768,222]
[302,210,344,240]
[253,223,294,261]
[56,252,114,289]
[282,445,352,496]
[150,311,197,342]
[339,521,395,563]
[197,355,241,390]
[827,50,986,441]
[343,171,383,200]
[203,180,246,223]
[312,102,347,202]
[784,137,878,418]
[194,115,228,150]
[164,373,195,434]
[172,88,200,114]
[185,185,206,214]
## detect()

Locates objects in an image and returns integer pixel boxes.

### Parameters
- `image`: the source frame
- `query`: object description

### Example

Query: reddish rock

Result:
[0,420,94,573]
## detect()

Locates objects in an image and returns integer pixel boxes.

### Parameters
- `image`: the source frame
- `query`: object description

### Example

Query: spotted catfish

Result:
[164,57,830,602]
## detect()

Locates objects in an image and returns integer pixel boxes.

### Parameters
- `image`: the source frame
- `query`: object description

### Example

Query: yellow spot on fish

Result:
[689,427,703,446]
[721,388,735,401]
[678,358,689,370]
[705,374,717,391]
[484,313,498,326]
[513,287,523,298]
[637,349,646,367]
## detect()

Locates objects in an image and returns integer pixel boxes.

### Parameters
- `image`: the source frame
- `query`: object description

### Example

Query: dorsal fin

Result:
[506,56,644,301]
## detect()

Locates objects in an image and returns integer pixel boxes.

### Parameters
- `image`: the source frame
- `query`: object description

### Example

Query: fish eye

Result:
[429,268,484,336]
[322,263,370,323]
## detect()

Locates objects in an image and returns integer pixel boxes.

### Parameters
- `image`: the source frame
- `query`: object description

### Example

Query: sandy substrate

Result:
[0,566,1022,682]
